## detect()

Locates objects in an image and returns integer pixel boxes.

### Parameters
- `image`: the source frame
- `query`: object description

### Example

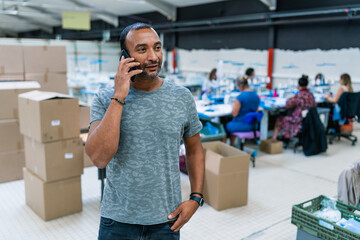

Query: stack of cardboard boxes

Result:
[0,45,25,80]
[0,45,68,93]
[79,102,93,167]
[0,81,40,183]
[18,90,83,221]
[24,46,68,94]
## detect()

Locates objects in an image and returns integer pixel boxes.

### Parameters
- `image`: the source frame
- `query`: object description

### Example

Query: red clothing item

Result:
[275,89,317,138]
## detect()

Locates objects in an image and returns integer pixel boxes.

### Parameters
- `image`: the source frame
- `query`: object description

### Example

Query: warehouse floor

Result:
[1,126,359,240]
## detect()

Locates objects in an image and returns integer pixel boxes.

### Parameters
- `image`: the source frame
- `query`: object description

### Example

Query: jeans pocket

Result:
[101,217,115,227]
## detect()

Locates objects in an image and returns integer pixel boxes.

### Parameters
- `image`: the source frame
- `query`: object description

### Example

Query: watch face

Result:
[199,198,204,206]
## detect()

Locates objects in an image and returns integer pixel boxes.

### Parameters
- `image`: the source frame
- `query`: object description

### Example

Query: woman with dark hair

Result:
[224,76,260,146]
[272,75,317,140]
[202,68,218,93]
[315,73,325,85]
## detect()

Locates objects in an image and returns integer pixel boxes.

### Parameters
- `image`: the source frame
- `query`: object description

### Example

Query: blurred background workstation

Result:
[1,0,360,239]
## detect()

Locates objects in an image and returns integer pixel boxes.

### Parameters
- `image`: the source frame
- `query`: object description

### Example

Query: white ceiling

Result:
[0,0,228,35]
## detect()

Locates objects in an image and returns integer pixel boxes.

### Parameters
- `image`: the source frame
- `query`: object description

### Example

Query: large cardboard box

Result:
[80,133,93,167]
[83,146,93,168]
[0,150,25,183]
[260,139,283,154]
[0,74,24,81]
[18,90,79,143]
[0,81,40,120]
[23,46,67,73]
[24,137,83,182]
[79,103,90,130]
[202,141,250,210]
[25,73,68,94]
[23,168,82,221]
[0,119,23,153]
[0,45,24,74]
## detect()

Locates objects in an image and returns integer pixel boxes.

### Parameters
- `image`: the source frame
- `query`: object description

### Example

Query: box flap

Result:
[219,155,250,173]
[18,90,73,101]
[203,141,250,174]
[0,81,40,90]
[205,149,222,174]
[79,101,90,107]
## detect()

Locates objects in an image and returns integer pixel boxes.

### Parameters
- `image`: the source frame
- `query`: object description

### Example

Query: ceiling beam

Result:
[260,0,277,11]
[0,1,98,13]
[0,28,18,37]
[13,15,53,33]
[144,0,176,21]
[0,9,57,19]
[68,0,119,27]
[0,13,53,33]
[24,6,62,21]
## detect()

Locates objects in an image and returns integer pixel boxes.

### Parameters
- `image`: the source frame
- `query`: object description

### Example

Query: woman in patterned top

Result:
[272,75,317,140]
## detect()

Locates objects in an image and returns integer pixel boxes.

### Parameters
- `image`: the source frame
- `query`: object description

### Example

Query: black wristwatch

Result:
[189,195,204,206]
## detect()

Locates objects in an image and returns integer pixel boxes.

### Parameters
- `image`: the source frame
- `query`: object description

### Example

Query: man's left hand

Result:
[167,200,199,232]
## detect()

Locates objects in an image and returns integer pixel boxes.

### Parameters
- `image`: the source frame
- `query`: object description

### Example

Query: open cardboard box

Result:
[202,141,250,210]
[18,90,79,143]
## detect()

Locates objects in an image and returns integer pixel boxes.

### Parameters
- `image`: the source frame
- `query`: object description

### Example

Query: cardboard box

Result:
[0,119,23,153]
[0,74,24,81]
[18,90,79,143]
[80,133,93,168]
[23,168,82,221]
[260,139,283,154]
[83,146,93,168]
[0,150,25,183]
[23,46,66,73]
[79,103,90,130]
[24,137,83,182]
[25,73,68,94]
[0,81,40,120]
[202,141,250,210]
[0,45,24,74]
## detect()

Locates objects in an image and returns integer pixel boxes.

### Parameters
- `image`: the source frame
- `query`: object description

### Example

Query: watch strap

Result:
[190,192,203,198]
[189,195,204,206]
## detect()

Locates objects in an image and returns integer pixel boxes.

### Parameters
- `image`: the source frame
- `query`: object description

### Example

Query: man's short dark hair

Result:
[245,68,254,77]
[120,23,153,51]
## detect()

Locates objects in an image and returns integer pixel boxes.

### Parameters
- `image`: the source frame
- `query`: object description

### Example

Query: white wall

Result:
[168,48,268,78]
[170,47,360,92]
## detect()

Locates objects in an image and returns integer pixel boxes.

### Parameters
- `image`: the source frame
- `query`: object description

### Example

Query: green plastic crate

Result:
[199,120,226,142]
[291,195,360,240]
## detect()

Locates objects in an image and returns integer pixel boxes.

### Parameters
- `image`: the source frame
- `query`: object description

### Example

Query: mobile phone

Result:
[119,49,138,82]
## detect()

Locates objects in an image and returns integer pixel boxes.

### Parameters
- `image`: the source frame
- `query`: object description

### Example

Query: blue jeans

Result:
[98,217,180,240]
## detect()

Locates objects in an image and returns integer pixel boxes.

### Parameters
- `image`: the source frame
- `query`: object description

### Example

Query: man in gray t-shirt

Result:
[86,23,205,240]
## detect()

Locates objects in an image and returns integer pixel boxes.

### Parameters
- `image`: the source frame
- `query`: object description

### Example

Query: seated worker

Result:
[224,76,260,146]
[245,67,256,83]
[315,73,325,86]
[202,68,218,94]
[272,75,317,140]
[324,73,353,103]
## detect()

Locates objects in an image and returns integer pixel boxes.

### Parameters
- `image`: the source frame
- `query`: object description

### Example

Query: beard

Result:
[137,60,162,79]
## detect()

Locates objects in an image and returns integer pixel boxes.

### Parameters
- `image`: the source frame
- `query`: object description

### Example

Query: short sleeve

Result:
[236,93,243,105]
[183,93,203,138]
[89,92,107,128]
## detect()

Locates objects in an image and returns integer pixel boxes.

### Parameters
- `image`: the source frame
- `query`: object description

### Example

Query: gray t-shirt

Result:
[90,80,202,225]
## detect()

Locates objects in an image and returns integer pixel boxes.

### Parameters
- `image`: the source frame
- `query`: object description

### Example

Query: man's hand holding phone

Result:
[113,55,142,100]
